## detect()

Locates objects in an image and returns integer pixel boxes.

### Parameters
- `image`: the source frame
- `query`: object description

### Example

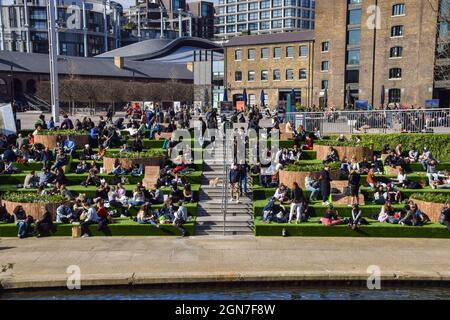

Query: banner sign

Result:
[0,104,17,135]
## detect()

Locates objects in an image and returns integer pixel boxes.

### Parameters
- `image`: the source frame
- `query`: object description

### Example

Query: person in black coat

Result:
[348,169,361,206]
[36,211,55,237]
[320,166,332,205]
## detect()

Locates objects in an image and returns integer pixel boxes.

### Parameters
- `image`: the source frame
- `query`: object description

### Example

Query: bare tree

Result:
[429,0,450,88]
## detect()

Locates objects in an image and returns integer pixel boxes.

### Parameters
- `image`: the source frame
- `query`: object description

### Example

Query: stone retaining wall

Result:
[2,200,62,220]
[279,169,340,189]
[103,156,164,174]
[314,145,373,162]
[411,198,444,222]
[34,134,89,149]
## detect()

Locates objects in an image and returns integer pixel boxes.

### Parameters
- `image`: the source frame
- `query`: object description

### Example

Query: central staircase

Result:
[195,121,254,236]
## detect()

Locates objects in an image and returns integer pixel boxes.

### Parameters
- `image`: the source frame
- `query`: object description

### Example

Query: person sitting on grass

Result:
[432,173,450,189]
[323,146,339,164]
[80,144,94,160]
[136,203,159,228]
[51,149,67,170]
[35,210,55,237]
[377,201,402,224]
[93,146,106,161]
[399,202,430,226]
[305,173,321,201]
[439,202,450,232]
[80,200,100,238]
[83,169,101,187]
[95,198,111,235]
[366,168,377,189]
[371,155,383,174]
[262,198,287,223]
[348,204,365,230]
[149,184,164,205]
[128,186,146,208]
[170,183,184,203]
[386,183,402,203]
[63,136,76,155]
[320,204,344,226]
[95,181,110,201]
[160,198,175,221]
[39,167,56,188]
[112,159,125,175]
[183,183,194,203]
[274,183,290,203]
[130,163,144,177]
[56,202,74,223]
[60,184,75,201]
[2,161,20,174]
[0,204,13,223]
[13,205,33,239]
[408,147,419,163]
[23,170,39,188]
[173,200,188,237]
[76,160,89,174]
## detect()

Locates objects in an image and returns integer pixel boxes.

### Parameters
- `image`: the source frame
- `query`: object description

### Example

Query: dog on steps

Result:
[209,177,220,187]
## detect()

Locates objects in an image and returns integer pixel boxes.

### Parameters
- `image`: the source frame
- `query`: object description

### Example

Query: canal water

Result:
[2,284,450,300]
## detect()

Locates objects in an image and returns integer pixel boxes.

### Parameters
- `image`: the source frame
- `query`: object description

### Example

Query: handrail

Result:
[221,120,228,236]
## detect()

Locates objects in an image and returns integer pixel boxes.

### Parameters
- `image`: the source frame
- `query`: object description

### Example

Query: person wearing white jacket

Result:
[173,201,188,237]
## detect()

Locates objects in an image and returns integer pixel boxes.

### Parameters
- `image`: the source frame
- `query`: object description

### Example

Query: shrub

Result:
[411,193,450,204]
[2,192,64,203]
[285,162,340,172]
[105,149,166,158]
[315,139,373,147]
[36,129,88,136]
[324,134,450,161]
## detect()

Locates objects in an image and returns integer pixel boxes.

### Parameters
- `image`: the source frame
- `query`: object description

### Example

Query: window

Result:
[389,68,402,79]
[286,46,294,58]
[391,25,404,37]
[272,20,283,28]
[273,69,281,80]
[248,2,258,10]
[226,15,236,23]
[321,80,329,90]
[260,0,270,9]
[347,50,360,65]
[248,23,258,31]
[392,4,405,16]
[249,12,258,20]
[248,48,256,60]
[390,46,403,58]
[272,0,282,7]
[322,41,329,52]
[248,71,255,81]
[238,4,247,11]
[237,14,247,22]
[347,29,361,45]
[261,47,269,59]
[235,49,242,60]
[226,5,236,13]
[260,11,270,19]
[237,24,247,32]
[321,61,329,72]
[261,70,269,81]
[299,45,308,57]
[260,21,270,29]
[273,47,281,58]
[299,69,307,80]
[272,9,282,18]
[348,9,361,25]
[286,69,294,80]
[388,88,401,103]
[235,71,242,81]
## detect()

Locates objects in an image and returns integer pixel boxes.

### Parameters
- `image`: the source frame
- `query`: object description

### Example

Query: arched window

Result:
[389,68,402,79]
[388,88,401,103]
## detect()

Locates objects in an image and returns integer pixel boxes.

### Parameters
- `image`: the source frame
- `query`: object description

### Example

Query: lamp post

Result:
[9,64,14,106]
[47,0,60,124]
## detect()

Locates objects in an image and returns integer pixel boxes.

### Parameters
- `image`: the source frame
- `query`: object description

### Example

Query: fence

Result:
[283,109,450,134]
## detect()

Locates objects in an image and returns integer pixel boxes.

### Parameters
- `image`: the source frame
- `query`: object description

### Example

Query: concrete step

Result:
[196,215,251,222]
[196,221,254,228]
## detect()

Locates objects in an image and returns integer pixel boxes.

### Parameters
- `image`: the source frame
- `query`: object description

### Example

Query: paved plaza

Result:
[1,236,450,289]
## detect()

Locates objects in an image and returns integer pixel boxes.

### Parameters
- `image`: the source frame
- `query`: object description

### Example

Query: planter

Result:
[410,198,444,222]
[279,169,340,189]
[103,156,165,174]
[2,200,62,220]
[34,134,90,149]
[313,144,373,162]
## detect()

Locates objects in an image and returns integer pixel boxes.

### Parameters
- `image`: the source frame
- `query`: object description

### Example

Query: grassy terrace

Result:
[252,135,450,238]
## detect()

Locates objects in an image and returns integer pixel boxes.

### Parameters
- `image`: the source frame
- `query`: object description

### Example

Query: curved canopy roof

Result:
[96,37,222,61]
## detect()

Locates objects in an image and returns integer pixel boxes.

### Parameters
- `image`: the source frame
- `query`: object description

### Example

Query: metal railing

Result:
[221,121,229,236]
[281,108,450,134]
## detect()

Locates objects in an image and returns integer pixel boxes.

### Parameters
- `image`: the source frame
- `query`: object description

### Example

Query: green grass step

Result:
[254,217,450,238]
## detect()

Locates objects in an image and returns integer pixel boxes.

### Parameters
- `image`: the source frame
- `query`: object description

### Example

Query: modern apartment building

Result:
[215,0,315,40]
[122,0,215,45]
[224,31,314,108]
[313,0,441,109]
[0,0,122,57]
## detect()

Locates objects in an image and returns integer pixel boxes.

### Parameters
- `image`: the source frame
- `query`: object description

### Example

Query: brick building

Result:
[224,31,314,109]
[313,0,440,109]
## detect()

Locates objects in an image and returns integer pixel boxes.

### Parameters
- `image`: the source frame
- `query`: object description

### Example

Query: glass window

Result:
[272,9,282,18]
[261,47,269,59]
[227,25,236,33]
[272,20,283,28]
[321,61,329,71]
[347,29,361,45]
[286,46,294,58]
[226,5,236,13]
[260,0,271,9]
[226,15,236,23]
[235,71,242,81]
[238,4,247,11]
[260,11,270,19]
[261,70,269,81]
[321,80,329,90]
[391,25,404,37]
[347,50,360,65]
[392,4,405,16]
[273,69,281,80]
[322,41,329,52]
[237,24,247,32]
[390,46,403,58]
[248,48,256,60]
[249,12,258,20]
[389,68,402,79]
[299,45,308,57]
[248,2,258,10]
[286,69,294,80]
[272,0,282,7]
[260,21,270,29]
[237,14,247,22]
[348,9,361,25]
[273,47,281,58]
[389,88,401,103]
[248,23,258,31]
[235,49,242,60]
[248,71,255,81]
[299,69,307,80]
